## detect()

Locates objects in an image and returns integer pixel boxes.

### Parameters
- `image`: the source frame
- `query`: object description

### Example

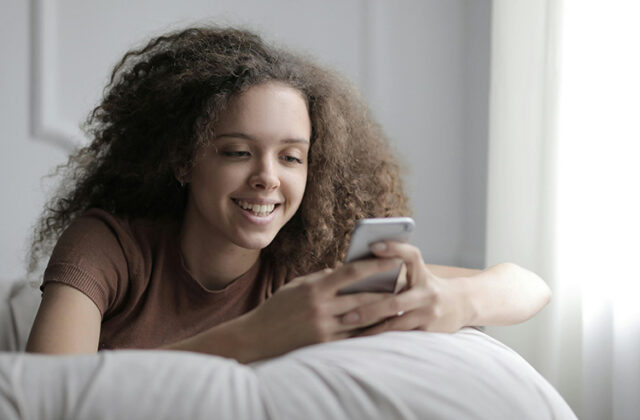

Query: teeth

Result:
[235,200,276,216]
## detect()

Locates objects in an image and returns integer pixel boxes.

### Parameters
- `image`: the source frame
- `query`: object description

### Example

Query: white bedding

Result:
[0,329,575,420]
[0,281,576,419]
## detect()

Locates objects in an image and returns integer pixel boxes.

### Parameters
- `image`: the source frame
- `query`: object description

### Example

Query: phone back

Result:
[345,218,415,263]
[340,217,414,294]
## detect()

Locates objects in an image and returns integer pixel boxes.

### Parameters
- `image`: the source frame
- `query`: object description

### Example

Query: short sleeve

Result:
[42,210,131,317]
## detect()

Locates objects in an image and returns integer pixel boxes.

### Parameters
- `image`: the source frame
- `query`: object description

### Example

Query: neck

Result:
[179,222,260,291]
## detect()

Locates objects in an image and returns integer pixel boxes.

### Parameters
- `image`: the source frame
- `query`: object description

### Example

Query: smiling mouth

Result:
[232,199,279,217]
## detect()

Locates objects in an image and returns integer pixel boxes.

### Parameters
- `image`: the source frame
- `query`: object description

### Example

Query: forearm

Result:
[455,262,551,326]
[160,315,260,363]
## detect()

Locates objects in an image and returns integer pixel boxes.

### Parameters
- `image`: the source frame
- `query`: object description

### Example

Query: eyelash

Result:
[221,151,304,165]
[282,155,304,164]
[222,151,250,158]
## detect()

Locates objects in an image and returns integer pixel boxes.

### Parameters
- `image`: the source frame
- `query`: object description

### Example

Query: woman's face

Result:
[183,82,311,251]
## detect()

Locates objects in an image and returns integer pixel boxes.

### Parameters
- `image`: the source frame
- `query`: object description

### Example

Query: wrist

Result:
[455,276,479,327]
[227,312,261,364]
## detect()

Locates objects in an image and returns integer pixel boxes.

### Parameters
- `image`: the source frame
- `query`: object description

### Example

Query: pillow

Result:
[0,328,576,420]
[0,280,40,352]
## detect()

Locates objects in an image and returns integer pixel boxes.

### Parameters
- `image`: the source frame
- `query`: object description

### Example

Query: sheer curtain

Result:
[484,1,640,419]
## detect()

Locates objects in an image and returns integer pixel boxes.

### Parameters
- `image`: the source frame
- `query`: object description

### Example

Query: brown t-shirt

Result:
[42,208,285,350]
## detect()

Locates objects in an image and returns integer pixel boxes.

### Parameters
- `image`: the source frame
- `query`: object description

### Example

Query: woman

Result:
[26,26,550,362]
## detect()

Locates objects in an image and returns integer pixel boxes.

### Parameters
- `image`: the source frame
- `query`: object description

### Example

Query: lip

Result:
[234,201,279,225]
[231,197,282,205]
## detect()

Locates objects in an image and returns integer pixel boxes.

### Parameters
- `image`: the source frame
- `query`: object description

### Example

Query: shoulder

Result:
[55,208,169,261]
[57,208,132,244]
[48,209,138,272]
[44,209,173,315]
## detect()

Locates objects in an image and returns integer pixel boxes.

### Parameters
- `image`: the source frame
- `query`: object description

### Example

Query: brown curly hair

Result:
[29,26,411,279]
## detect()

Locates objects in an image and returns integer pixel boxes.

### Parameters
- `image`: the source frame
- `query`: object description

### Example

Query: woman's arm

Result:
[340,243,551,335]
[26,258,402,362]
[26,283,102,354]
[26,282,257,360]
[166,259,553,359]
[163,258,403,363]
[428,262,551,326]
[160,316,255,361]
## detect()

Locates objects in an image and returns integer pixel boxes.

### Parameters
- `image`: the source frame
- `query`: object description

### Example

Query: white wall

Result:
[0,0,491,284]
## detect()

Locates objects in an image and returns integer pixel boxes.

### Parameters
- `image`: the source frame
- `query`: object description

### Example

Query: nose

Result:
[249,156,280,191]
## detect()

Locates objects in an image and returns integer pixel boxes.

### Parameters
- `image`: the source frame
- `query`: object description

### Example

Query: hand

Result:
[343,242,474,336]
[236,257,401,361]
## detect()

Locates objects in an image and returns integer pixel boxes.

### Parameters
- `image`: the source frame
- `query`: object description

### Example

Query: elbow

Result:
[535,278,552,312]
[502,262,552,313]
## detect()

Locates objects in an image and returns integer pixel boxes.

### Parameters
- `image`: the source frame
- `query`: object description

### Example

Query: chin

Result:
[234,233,277,251]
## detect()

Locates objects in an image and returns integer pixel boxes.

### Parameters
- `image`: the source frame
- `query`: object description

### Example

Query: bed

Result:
[0,280,576,419]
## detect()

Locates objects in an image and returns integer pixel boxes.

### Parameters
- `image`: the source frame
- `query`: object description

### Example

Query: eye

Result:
[281,155,304,164]
[221,151,251,158]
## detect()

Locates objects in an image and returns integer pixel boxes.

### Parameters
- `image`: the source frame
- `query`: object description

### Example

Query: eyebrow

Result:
[214,132,310,144]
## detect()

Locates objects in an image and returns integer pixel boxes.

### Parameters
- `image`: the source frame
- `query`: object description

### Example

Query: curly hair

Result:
[28,26,411,279]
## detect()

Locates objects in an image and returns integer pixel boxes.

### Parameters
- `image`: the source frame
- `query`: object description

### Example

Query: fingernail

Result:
[343,312,360,324]
[371,242,387,252]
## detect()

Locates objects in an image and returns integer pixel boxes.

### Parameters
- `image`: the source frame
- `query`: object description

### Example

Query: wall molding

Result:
[30,0,381,155]
[30,0,81,152]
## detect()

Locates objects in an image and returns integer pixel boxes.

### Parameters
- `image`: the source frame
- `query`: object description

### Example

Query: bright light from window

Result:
[557,2,640,417]
[557,1,640,322]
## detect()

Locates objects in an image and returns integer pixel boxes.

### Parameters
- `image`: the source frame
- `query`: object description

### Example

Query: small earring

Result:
[179,180,185,188]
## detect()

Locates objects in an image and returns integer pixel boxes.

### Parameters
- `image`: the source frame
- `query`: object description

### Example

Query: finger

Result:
[371,242,430,277]
[313,313,374,340]
[284,268,333,288]
[330,325,363,341]
[338,287,426,329]
[321,258,402,293]
[355,309,422,337]
[327,292,393,316]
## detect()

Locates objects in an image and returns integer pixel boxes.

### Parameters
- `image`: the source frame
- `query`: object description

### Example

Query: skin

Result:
[26,82,552,358]
[179,82,311,290]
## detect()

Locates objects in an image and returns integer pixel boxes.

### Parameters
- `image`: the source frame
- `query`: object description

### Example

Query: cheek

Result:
[207,166,246,189]
[285,170,308,206]
[190,168,240,207]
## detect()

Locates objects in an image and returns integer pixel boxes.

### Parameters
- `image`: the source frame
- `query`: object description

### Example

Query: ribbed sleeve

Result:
[43,263,110,316]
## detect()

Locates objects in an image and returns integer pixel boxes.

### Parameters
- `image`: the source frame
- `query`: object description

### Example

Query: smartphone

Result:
[338,217,415,294]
